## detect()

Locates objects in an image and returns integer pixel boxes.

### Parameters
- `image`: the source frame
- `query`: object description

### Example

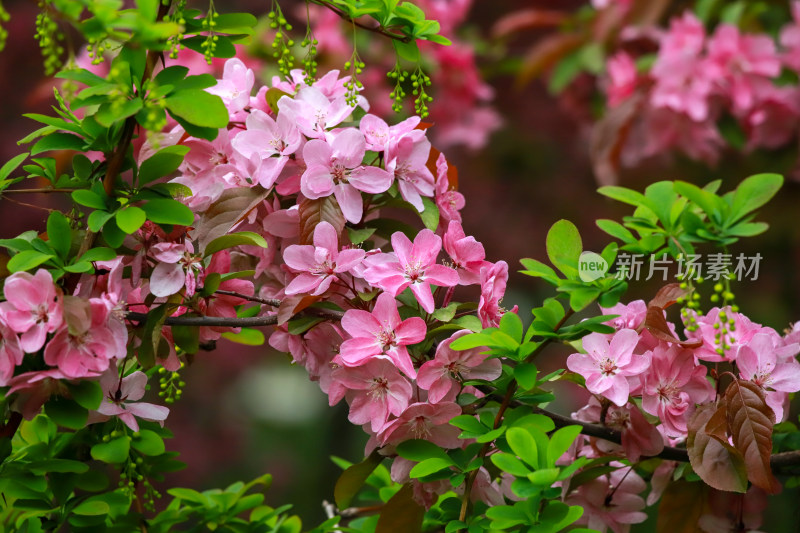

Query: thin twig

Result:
[309,0,412,43]
[214,289,281,308]
[2,196,55,212]
[1,188,76,194]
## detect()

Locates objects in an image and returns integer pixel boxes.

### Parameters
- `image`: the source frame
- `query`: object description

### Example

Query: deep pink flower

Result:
[89,364,170,431]
[417,330,501,403]
[230,109,302,188]
[567,329,650,406]
[685,306,763,362]
[737,332,800,421]
[606,52,638,108]
[781,2,800,70]
[434,153,465,225]
[283,221,365,296]
[640,343,715,436]
[300,128,393,223]
[384,130,435,212]
[443,220,487,286]
[378,401,462,448]
[364,230,459,313]
[337,292,426,378]
[0,318,23,386]
[478,261,514,328]
[43,296,123,378]
[1,269,63,353]
[602,300,647,331]
[331,358,413,431]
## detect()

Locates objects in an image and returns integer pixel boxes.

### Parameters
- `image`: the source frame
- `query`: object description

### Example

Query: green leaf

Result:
[287,316,324,336]
[7,250,54,273]
[46,211,71,259]
[449,332,493,351]
[88,210,114,232]
[334,450,383,509]
[431,302,458,322]
[66,380,103,410]
[79,247,116,263]
[419,197,440,231]
[409,457,454,478]
[141,198,195,226]
[72,189,107,210]
[131,430,166,456]
[212,12,258,33]
[31,132,85,155]
[72,500,110,516]
[138,145,190,185]
[546,219,582,279]
[547,426,582,468]
[172,325,199,354]
[95,98,143,127]
[347,226,376,245]
[499,312,523,343]
[506,427,539,469]
[0,152,28,182]
[528,467,560,486]
[514,363,538,391]
[396,439,451,462]
[394,39,421,62]
[44,397,88,430]
[450,415,488,436]
[598,185,647,207]
[90,437,130,464]
[165,89,229,129]
[490,453,531,477]
[729,173,782,224]
[221,328,265,345]
[204,231,268,257]
[115,206,146,234]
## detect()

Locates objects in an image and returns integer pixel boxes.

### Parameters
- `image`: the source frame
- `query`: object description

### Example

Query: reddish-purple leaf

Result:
[648,283,692,310]
[297,195,345,246]
[516,33,583,88]
[687,403,748,493]
[376,484,424,533]
[589,93,644,186]
[644,306,702,348]
[193,187,270,253]
[656,480,708,533]
[724,379,780,494]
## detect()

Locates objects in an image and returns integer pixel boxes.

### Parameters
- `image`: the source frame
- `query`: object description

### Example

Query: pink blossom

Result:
[336,292,426,378]
[417,330,501,403]
[443,220,487,286]
[602,300,647,331]
[359,113,421,152]
[230,109,302,188]
[780,2,800,71]
[379,401,462,448]
[737,332,800,421]
[567,467,648,533]
[283,221,365,296]
[1,269,63,353]
[606,52,638,108]
[43,296,124,378]
[478,261,514,328]
[685,306,763,362]
[278,87,355,139]
[739,83,800,150]
[331,358,413,431]
[434,153,465,225]
[0,318,23,386]
[574,398,664,462]
[300,128,393,223]
[364,230,459,313]
[384,130,436,212]
[639,107,724,166]
[640,343,715,436]
[7,369,69,420]
[706,24,781,114]
[206,58,254,119]
[567,329,650,406]
[149,241,204,298]
[89,364,170,431]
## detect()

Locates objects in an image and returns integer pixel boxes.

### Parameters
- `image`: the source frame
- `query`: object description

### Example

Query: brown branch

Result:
[1,188,76,194]
[214,289,281,308]
[459,309,575,522]
[308,0,412,43]
[124,301,344,327]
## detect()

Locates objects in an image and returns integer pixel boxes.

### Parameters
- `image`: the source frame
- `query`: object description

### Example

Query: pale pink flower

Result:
[43,296,124,378]
[206,58,254,119]
[149,241,204,298]
[89,364,170,431]
[384,130,435,212]
[359,113,421,152]
[0,318,23,386]
[230,108,302,188]
[567,467,648,533]
[602,300,647,331]
[434,153,465,225]
[300,128,393,223]
[278,87,355,139]
[336,292,426,378]
[640,343,715,436]
[417,330,501,403]
[331,358,413,432]
[478,261,514,328]
[685,306,763,362]
[379,401,462,448]
[364,230,459,313]
[1,269,63,353]
[737,332,800,421]
[567,329,650,406]
[283,221,365,296]
[606,52,638,108]
[443,220,487,286]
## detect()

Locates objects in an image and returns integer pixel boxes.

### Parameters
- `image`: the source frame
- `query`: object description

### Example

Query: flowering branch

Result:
[309,0,413,43]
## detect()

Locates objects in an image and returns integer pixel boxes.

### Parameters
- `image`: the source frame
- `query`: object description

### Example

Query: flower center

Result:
[598,357,618,377]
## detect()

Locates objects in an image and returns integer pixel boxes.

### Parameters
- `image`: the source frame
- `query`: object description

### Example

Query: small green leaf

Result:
[347,226,376,245]
[131,430,166,456]
[165,89,229,129]
[204,231,268,257]
[546,219,582,279]
[491,453,531,477]
[44,397,88,430]
[419,197,440,231]
[138,145,190,185]
[141,198,194,226]
[0,152,28,182]
[514,363,538,391]
[115,206,146,234]
[171,325,199,354]
[394,39,421,62]
[334,450,383,510]
[499,312,523,343]
[46,211,71,259]
[729,173,782,224]
[72,500,110,516]
[396,439,451,462]
[79,247,116,263]
[7,250,54,273]
[72,189,107,210]
[31,132,85,155]
[409,457,454,478]
[66,380,103,410]
[90,437,130,464]
[547,426,582,468]
[221,328,265,345]
[506,427,539,469]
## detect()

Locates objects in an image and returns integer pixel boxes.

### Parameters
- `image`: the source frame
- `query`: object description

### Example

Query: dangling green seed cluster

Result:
[411,67,432,118]
[85,36,109,66]
[709,278,736,307]
[0,1,10,53]
[201,2,218,65]
[268,4,296,78]
[387,64,408,113]
[677,276,703,331]
[166,0,187,60]
[157,364,185,404]
[711,308,740,358]
[118,434,161,511]
[344,54,365,107]
[35,1,64,75]
[301,31,318,84]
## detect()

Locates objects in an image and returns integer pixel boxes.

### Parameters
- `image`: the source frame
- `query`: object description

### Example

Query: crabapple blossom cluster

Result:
[598,4,800,167]
[563,299,800,532]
